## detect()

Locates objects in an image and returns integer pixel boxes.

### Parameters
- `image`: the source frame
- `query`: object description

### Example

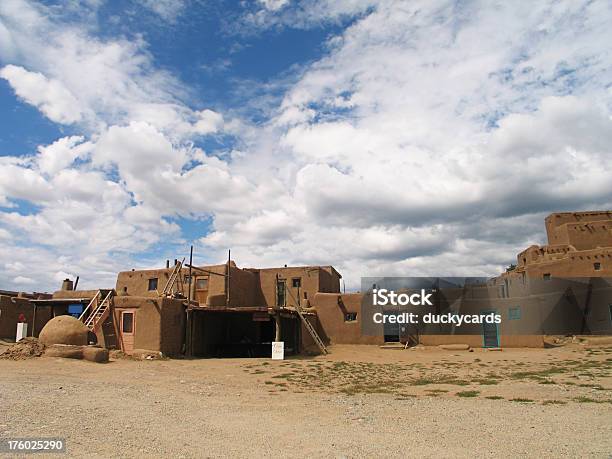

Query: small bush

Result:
[456,390,480,398]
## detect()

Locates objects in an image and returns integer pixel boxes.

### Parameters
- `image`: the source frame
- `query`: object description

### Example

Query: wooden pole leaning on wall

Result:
[225,249,231,307]
[185,245,193,357]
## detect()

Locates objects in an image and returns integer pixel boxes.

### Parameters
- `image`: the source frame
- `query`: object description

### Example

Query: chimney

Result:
[61,278,74,291]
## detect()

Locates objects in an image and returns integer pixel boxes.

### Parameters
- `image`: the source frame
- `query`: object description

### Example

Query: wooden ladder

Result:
[79,290,113,331]
[294,298,328,355]
[160,258,185,297]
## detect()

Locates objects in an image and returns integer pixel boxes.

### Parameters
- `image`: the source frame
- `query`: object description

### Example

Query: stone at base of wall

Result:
[44,344,109,363]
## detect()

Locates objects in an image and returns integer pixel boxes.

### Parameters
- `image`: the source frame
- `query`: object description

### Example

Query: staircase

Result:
[79,290,113,331]
[290,289,328,354]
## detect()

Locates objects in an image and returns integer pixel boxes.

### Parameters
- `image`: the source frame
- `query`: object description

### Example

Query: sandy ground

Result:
[0,342,611,458]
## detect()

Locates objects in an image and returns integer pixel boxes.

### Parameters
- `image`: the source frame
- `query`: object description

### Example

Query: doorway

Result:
[276,280,286,308]
[383,312,401,342]
[482,310,499,348]
[195,276,209,305]
[121,311,135,354]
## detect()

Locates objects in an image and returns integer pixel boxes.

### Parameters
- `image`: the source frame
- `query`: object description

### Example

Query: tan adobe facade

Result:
[1,210,610,354]
[513,211,612,279]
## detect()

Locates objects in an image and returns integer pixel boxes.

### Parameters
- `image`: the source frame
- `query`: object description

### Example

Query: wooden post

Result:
[275,313,282,342]
[188,246,193,305]
[31,305,37,337]
[186,309,192,357]
[225,249,231,307]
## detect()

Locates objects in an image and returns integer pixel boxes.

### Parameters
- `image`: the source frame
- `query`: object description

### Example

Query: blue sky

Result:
[0,0,611,291]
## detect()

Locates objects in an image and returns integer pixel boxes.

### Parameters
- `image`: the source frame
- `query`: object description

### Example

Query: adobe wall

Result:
[258,267,326,308]
[160,298,186,356]
[52,289,100,300]
[116,268,187,297]
[548,221,612,250]
[112,296,163,353]
[197,263,227,305]
[419,334,544,348]
[0,295,52,339]
[545,211,612,243]
[227,265,259,307]
[319,267,341,293]
[312,292,383,345]
[525,249,612,278]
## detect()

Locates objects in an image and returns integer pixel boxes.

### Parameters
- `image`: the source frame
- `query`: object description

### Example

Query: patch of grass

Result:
[426,389,449,394]
[510,367,566,379]
[542,400,566,405]
[538,379,556,385]
[573,396,605,403]
[394,394,417,400]
[510,398,534,403]
[410,376,470,386]
[578,383,605,390]
[456,390,480,398]
[410,377,437,386]
[485,395,504,400]
[475,379,499,385]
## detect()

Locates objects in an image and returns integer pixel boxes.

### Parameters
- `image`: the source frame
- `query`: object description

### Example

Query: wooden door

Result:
[195,276,209,305]
[121,311,135,354]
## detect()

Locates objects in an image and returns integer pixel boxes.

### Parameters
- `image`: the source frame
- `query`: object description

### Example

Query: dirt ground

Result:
[0,342,611,458]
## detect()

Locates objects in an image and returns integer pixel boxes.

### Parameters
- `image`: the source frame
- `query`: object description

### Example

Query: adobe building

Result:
[1,210,610,354]
[109,262,341,357]
[416,211,612,348]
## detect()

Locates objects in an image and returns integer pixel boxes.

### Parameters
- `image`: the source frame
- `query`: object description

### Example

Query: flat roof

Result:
[249,265,343,278]
[31,298,92,305]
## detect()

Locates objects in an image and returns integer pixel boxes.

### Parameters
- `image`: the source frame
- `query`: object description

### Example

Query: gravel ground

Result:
[0,344,610,458]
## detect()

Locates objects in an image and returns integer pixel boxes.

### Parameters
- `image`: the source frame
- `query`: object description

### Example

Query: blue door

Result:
[67,304,84,318]
[481,310,499,348]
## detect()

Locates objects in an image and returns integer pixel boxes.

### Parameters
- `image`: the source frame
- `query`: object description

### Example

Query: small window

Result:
[148,278,158,291]
[345,312,357,322]
[196,277,208,290]
[594,262,601,271]
[509,307,521,320]
[184,275,192,283]
[292,278,301,288]
[122,312,134,333]
[543,273,551,281]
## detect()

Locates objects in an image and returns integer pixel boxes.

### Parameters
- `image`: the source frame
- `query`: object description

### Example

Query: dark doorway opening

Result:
[383,312,401,342]
[191,310,300,358]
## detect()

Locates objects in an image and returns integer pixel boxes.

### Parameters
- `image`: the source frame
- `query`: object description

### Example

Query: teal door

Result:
[482,310,499,348]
